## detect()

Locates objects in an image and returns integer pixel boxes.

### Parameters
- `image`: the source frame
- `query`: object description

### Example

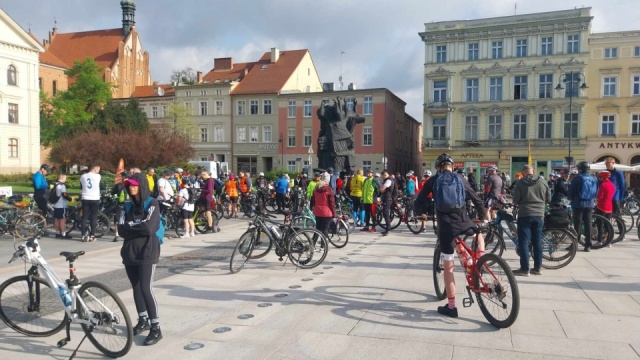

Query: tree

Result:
[165,101,197,139]
[170,67,197,85]
[92,99,150,133]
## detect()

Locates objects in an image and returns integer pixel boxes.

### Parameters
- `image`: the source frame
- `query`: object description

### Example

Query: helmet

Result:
[425,170,432,177]
[327,167,334,174]
[259,172,264,177]
[435,153,454,168]
[40,164,51,171]
[175,168,183,173]
[576,161,590,172]
[487,165,498,172]
[570,169,579,175]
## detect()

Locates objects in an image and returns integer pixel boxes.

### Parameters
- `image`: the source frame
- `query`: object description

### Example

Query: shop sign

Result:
[453,162,465,168]
[257,144,279,151]
[459,153,485,159]
[599,142,640,149]
[480,162,498,168]
[551,161,565,167]
[466,162,479,168]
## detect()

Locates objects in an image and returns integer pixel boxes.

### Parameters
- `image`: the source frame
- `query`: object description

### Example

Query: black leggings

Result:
[34,189,48,215]
[351,196,362,214]
[81,200,100,237]
[125,264,159,321]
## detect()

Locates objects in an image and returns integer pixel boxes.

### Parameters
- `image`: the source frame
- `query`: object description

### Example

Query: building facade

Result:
[0,8,44,174]
[419,8,593,181]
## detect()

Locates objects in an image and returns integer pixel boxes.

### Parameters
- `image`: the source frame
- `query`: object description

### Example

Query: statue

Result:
[316,97,365,173]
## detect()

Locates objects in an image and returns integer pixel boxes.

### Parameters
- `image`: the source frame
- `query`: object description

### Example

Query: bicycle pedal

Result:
[57,338,68,348]
[462,297,474,308]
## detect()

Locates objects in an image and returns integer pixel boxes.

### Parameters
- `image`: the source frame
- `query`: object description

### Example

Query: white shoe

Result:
[190,232,196,237]
[180,234,191,239]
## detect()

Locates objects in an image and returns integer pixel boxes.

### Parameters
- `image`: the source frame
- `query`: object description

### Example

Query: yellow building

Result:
[419,8,593,183]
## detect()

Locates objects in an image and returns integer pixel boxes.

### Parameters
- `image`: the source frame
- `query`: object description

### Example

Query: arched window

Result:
[7,65,17,86]
[8,138,18,158]
[631,155,640,165]
[52,80,57,95]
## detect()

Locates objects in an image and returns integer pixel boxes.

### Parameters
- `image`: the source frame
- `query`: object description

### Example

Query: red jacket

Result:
[596,179,615,213]
[312,184,336,218]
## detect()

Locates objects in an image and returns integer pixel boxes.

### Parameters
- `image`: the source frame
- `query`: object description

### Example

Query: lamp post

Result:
[308,145,314,175]
[382,156,387,172]
[279,133,284,171]
[554,71,588,171]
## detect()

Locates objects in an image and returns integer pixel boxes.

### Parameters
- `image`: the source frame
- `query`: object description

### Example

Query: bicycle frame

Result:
[453,236,502,298]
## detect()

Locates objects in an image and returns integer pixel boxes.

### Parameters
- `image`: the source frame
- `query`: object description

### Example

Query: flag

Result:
[527,139,532,166]
[115,158,125,184]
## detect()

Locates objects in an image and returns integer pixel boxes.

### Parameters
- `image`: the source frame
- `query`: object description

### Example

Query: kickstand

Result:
[68,333,88,360]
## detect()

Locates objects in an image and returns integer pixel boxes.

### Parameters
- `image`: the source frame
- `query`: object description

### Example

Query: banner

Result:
[115,158,125,184]
[528,139,533,165]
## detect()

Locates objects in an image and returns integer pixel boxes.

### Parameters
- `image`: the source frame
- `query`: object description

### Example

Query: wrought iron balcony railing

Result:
[423,138,450,149]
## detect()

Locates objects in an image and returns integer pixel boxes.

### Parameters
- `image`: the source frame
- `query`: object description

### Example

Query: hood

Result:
[522,175,542,186]
[315,184,332,193]
[125,173,150,203]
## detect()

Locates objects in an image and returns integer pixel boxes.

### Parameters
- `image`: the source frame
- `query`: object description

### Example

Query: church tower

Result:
[121,0,135,37]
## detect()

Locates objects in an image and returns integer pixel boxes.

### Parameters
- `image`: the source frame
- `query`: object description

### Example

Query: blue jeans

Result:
[516,216,543,271]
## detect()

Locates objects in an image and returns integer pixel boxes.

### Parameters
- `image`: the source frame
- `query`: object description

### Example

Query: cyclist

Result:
[32,164,50,215]
[483,165,503,220]
[350,169,365,227]
[424,153,487,318]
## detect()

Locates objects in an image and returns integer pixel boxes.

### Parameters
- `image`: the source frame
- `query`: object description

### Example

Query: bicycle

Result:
[289,204,350,248]
[0,196,47,239]
[433,223,520,328]
[0,233,132,358]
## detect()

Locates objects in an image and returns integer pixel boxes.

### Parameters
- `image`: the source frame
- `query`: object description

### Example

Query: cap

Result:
[259,172,264,176]
[375,173,380,177]
[522,164,533,171]
[313,172,321,177]
[124,178,140,187]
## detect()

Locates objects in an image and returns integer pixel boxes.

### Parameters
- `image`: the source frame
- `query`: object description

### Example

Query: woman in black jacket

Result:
[119,173,162,346]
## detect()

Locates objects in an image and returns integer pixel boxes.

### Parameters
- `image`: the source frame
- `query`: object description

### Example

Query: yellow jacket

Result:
[350,174,364,197]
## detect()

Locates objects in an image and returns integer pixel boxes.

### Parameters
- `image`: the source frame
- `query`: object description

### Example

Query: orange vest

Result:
[225,180,238,197]
[239,177,249,193]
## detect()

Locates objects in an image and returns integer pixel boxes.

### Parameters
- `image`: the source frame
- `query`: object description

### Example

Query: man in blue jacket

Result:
[605,157,625,215]
[32,164,50,215]
[568,161,597,252]
[274,173,289,213]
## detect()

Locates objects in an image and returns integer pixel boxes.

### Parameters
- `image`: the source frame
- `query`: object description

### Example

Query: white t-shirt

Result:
[157,177,174,201]
[53,183,67,209]
[80,172,101,200]
[179,188,194,212]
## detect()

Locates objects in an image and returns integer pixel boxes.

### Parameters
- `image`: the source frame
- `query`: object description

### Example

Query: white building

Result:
[0,8,44,174]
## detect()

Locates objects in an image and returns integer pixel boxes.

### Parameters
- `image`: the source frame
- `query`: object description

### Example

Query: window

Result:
[513,114,527,139]
[514,76,528,100]
[214,126,224,142]
[636,46,640,57]
[436,45,447,63]
[263,126,272,142]
[52,80,57,95]
[236,126,246,143]
[363,96,373,115]
[8,138,18,158]
[152,106,158,118]
[433,80,447,102]
[215,100,223,115]
[538,114,552,139]
[215,89,223,96]
[162,106,168,117]
[200,127,208,142]
[567,34,579,54]
[250,100,259,115]
[633,75,640,96]
[362,161,372,173]
[200,101,207,116]
[185,91,192,97]
[237,100,245,115]
[564,73,580,98]
[287,161,296,172]
[263,99,272,115]
[303,128,312,147]
[363,126,372,146]
[604,48,618,59]
[200,90,207,96]
[346,97,355,112]
[8,103,18,124]
[516,39,527,57]
[488,115,502,140]
[433,118,446,139]
[603,76,617,97]
[287,128,296,147]
[38,77,42,90]
[7,65,17,85]
[632,114,640,135]
[466,78,479,102]
[492,41,503,59]
[489,77,502,101]
[200,156,208,162]
[564,113,578,139]
[468,43,479,60]
[249,126,258,142]
[303,99,312,117]
[539,74,553,99]
[601,115,616,136]
[464,116,478,140]
[541,37,553,55]
[288,100,296,118]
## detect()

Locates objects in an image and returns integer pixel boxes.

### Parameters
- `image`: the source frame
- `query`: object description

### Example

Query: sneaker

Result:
[381,231,389,237]
[360,227,369,232]
[530,268,542,276]
[369,228,376,233]
[133,317,150,336]
[190,232,196,237]
[112,236,119,242]
[143,323,162,346]
[88,236,97,242]
[81,236,88,243]
[437,305,458,318]
[180,234,191,239]
[512,268,529,277]
[55,234,62,238]
[584,247,591,252]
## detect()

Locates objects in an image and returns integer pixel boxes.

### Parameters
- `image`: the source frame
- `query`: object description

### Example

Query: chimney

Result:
[196,71,203,84]
[121,0,136,38]
[271,47,279,63]
[214,57,233,71]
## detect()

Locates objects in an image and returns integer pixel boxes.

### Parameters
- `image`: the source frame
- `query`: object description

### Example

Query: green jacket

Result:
[362,177,376,204]
[306,180,318,200]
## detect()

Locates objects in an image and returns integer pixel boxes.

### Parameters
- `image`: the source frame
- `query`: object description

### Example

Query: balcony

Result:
[454,138,585,148]
[423,138,450,149]
[423,101,452,113]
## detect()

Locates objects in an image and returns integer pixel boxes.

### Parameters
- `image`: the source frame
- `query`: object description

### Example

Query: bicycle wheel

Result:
[473,253,520,328]
[174,215,185,237]
[0,275,67,337]
[291,215,315,229]
[265,198,278,214]
[405,207,424,234]
[77,281,132,358]
[483,227,505,258]
[625,197,640,215]
[610,214,626,244]
[93,213,111,238]
[580,214,613,249]
[288,228,328,269]
[620,207,634,234]
[540,229,577,270]
[247,229,272,259]
[14,212,46,239]
[340,212,356,233]
[221,200,232,219]
[432,244,447,300]
[230,232,254,273]
[328,219,349,248]
[387,208,402,230]
[194,212,209,233]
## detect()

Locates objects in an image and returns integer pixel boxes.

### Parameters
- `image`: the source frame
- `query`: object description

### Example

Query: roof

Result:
[44,28,124,69]
[40,50,68,69]
[127,84,175,99]
[201,62,254,84]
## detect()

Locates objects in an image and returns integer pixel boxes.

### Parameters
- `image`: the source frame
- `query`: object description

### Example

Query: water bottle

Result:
[269,225,280,238]
[456,243,472,274]
[58,286,72,310]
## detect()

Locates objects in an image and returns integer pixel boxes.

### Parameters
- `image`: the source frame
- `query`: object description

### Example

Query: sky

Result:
[2,0,637,120]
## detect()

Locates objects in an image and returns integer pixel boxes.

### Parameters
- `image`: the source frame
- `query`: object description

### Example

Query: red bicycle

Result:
[433,224,520,328]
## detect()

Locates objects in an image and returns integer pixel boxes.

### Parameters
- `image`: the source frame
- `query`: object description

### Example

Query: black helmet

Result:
[435,153,454,168]
[40,164,51,171]
[576,161,590,172]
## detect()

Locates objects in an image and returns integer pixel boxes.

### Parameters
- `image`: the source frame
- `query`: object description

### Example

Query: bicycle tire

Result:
[340,212,356,233]
[77,281,133,358]
[483,227,506,258]
[610,214,626,244]
[14,212,47,240]
[473,253,520,328]
[221,199,232,219]
[265,198,278,214]
[230,232,254,273]
[388,208,402,230]
[620,207,634,234]
[194,212,209,233]
[174,214,185,237]
[247,229,272,259]
[288,228,328,269]
[93,213,111,238]
[405,207,424,234]
[578,214,613,249]
[0,275,67,337]
[291,215,316,229]
[432,244,447,300]
[328,219,349,248]
[540,229,577,270]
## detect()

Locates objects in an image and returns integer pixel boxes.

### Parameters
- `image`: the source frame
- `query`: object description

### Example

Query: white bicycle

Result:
[0,233,132,359]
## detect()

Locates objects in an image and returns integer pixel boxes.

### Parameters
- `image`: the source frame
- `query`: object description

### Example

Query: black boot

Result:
[144,323,162,345]
[133,316,150,336]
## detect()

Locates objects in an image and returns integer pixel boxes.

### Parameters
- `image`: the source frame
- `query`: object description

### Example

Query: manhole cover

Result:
[289,285,301,289]
[323,266,333,269]
[257,303,272,307]
[302,278,313,281]
[184,343,205,350]
[312,272,324,275]
[237,314,254,319]
[212,327,231,333]
[274,293,288,298]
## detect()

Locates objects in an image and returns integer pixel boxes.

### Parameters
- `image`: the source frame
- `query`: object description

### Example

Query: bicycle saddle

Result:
[59,251,85,262]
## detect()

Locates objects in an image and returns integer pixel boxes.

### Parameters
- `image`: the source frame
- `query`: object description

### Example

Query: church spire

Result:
[121,0,135,38]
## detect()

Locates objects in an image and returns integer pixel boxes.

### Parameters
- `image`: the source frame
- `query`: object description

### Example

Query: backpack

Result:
[391,179,400,198]
[434,172,466,213]
[186,188,196,204]
[579,174,597,200]
[239,177,249,193]
[48,183,61,204]
[123,197,165,245]
[214,178,224,195]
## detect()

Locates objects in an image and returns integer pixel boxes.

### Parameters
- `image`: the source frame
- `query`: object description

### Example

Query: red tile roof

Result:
[201,62,254,84]
[44,28,123,69]
[128,84,175,98]
[39,50,68,69]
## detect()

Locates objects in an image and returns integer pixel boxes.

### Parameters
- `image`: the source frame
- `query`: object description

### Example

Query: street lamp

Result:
[382,156,387,171]
[308,145,314,175]
[279,133,284,171]
[554,71,588,171]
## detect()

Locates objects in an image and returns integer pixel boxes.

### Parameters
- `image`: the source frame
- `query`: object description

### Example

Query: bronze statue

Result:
[317,97,365,173]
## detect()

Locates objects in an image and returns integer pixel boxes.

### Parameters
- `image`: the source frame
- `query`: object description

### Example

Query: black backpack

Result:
[48,183,61,204]
[186,188,196,204]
